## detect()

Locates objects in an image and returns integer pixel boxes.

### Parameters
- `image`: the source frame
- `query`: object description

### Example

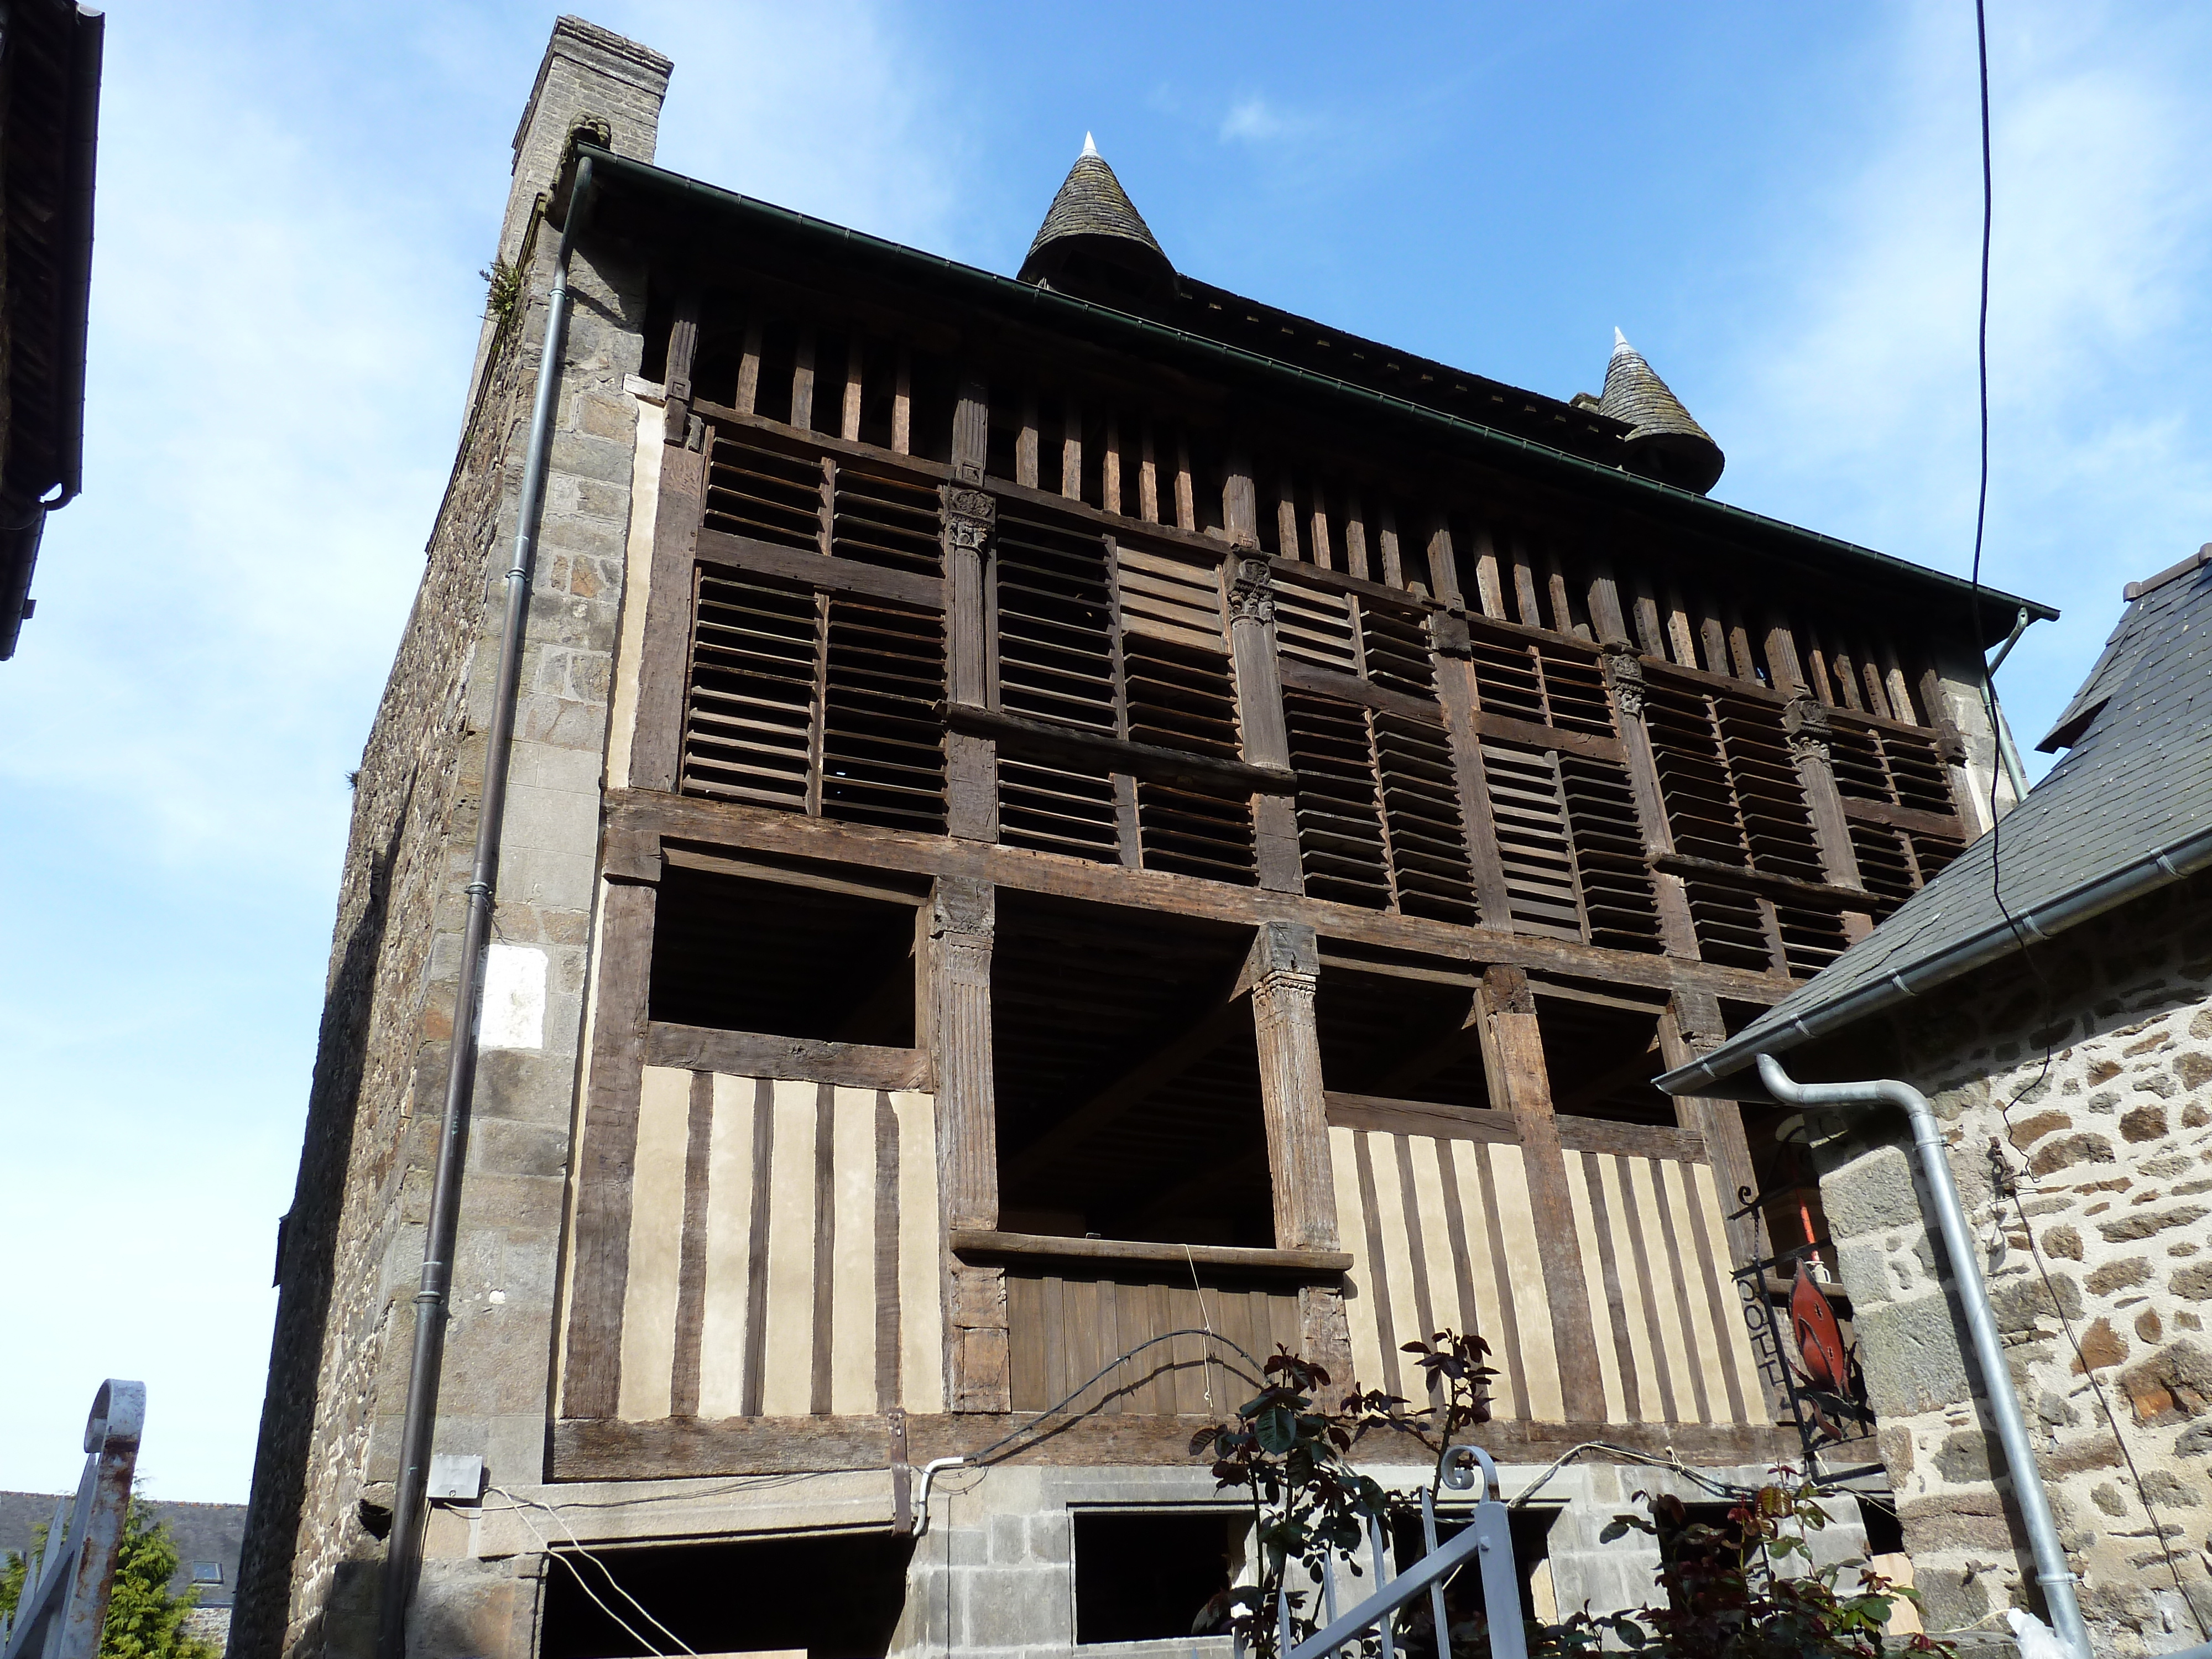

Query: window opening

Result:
[649,862,920,1046]
[993,893,1272,1245]
[1532,988,1672,1126]
[1073,1510,1245,1645]
[1316,963,1492,1112]
[539,1532,915,1659]
[1384,1502,1559,1637]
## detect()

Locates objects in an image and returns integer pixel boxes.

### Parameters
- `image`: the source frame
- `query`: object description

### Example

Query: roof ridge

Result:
[2122,542,2212,602]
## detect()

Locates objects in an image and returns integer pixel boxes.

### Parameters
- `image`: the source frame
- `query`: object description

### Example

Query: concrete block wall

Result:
[232,19,668,1659]
[1814,873,2212,1651]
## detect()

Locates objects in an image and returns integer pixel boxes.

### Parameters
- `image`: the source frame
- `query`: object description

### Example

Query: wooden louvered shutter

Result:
[1829,717,1967,907]
[1463,632,1662,951]
[1276,572,1476,921]
[684,571,818,809]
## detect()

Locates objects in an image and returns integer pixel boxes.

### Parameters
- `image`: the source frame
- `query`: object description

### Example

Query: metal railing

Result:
[1280,1446,1527,1659]
[1,1381,143,1659]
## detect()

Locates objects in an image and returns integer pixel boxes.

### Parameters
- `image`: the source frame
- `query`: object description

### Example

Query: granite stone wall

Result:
[1814,872,2212,1652]
[230,20,666,1659]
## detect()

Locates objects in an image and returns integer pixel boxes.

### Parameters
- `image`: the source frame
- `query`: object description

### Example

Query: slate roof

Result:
[1658,551,2212,1098]
[1593,330,1725,494]
[1,1492,246,1608]
[1018,135,1172,288]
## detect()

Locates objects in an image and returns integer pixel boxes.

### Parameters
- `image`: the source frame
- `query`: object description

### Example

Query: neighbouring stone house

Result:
[1660,546,2212,1654]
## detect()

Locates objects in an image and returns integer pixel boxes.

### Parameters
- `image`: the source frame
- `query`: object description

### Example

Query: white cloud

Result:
[1220,94,1289,144]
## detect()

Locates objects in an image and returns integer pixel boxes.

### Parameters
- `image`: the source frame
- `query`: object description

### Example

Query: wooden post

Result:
[1474,966,1606,1422]
[1247,921,1352,1376]
[943,470,997,843]
[1783,695,1872,939]
[931,875,1009,1411]
[662,288,698,436]
[1431,637,1515,928]
[628,444,707,794]
[1227,555,1302,893]
[1600,644,1699,958]
[1423,515,1464,608]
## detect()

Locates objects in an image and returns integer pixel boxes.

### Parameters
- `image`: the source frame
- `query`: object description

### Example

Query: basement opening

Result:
[538,1531,915,1659]
[1073,1509,1244,1646]
[1384,1503,1560,1642]
[992,892,1274,1246]
[648,857,921,1045]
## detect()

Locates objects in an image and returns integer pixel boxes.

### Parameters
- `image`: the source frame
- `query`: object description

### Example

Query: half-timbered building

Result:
[234,19,2053,1659]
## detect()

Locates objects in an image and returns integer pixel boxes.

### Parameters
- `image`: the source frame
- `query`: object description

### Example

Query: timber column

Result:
[1600,642,1700,958]
[1782,694,1873,941]
[1246,920,1351,1377]
[1224,530,1302,892]
[1475,965,1606,1422]
[943,380,998,843]
[932,875,1009,1410]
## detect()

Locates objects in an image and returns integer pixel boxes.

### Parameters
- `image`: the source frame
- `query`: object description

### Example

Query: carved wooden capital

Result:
[1230,556,1275,626]
[1600,640,1646,719]
[943,487,994,552]
[1783,693,1832,762]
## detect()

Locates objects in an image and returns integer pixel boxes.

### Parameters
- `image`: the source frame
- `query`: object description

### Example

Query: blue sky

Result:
[6,2,2210,1503]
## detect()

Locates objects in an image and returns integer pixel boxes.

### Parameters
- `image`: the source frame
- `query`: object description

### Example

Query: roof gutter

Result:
[1658,819,2212,1097]
[51,3,104,510]
[577,147,2054,640]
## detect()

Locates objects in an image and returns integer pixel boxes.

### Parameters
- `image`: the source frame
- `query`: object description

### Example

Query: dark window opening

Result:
[1857,1496,1905,1558]
[649,862,920,1046]
[1316,964,1493,1112]
[753,319,797,425]
[993,892,1274,1246]
[1384,1503,1557,1639]
[639,282,674,385]
[1073,1510,1242,1646]
[540,1532,914,1659]
[1534,990,1672,1125]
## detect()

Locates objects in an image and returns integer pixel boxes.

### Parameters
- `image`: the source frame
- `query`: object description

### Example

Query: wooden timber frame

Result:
[552,149,2032,1475]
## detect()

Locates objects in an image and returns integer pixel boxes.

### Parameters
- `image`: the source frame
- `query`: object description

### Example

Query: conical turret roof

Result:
[1597,329,1725,494]
[1018,134,1174,302]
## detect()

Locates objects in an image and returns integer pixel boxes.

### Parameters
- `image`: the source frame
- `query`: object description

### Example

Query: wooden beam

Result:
[945,702,1293,796]
[601,786,1801,1007]
[642,1023,928,1091]
[696,525,945,611]
[1324,1093,1520,1146]
[948,1230,1350,1277]
[945,419,997,844]
[662,287,699,436]
[1840,796,1964,837]
[1228,555,1303,893]
[1780,696,1866,894]
[1599,645,1699,959]
[1433,654,1516,928]
[1475,964,1606,1422]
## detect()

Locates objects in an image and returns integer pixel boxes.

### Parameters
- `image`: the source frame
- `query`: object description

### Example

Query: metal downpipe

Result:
[375,153,595,1659]
[1755,1055,2090,1659]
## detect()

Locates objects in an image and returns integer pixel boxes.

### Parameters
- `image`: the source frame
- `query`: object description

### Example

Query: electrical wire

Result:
[483,1489,678,1658]
[963,1327,1264,1470]
[1959,7,2205,1636]
[1505,1441,1760,1510]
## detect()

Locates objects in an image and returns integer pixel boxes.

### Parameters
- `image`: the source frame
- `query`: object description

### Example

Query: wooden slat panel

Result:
[1596,1154,1667,1424]
[1657,1157,1736,1424]
[1631,1156,1706,1422]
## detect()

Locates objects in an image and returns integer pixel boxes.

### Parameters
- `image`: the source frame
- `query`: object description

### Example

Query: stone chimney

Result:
[465,17,672,414]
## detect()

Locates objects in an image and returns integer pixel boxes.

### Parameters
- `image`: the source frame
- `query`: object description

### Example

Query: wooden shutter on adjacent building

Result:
[1641,677,1848,976]
[1275,572,1478,922]
[1828,715,1968,907]
[1462,629,1661,952]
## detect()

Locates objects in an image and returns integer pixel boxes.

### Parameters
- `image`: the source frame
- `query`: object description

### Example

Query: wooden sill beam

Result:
[1649,852,1872,911]
[643,1022,929,1091]
[1838,796,1964,837]
[942,702,1296,795]
[948,1229,1351,1277]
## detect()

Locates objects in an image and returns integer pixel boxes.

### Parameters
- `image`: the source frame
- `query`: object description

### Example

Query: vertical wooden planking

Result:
[1405,1138,1460,1378]
[1626,1157,1700,1420]
[1174,433,1197,530]
[697,1072,757,1418]
[895,1088,945,1413]
[873,1089,903,1413]
[1726,614,1759,682]
[1006,1274,1042,1411]
[1804,633,1839,707]
[892,345,912,455]
[1431,1139,1484,1348]
[842,333,865,442]
[1470,526,1507,621]
[1509,536,1542,629]
[1378,504,1405,588]
[1062,398,1084,503]
[1691,1161,1769,1413]
[791,326,816,432]
[1486,1143,1564,1420]
[1343,493,1371,582]
[1564,1151,1629,1423]
[1860,653,1895,720]
[1763,613,1808,693]
[1016,393,1040,489]
[1351,1132,1405,1399]
[741,1078,775,1416]
[1543,551,1577,638]
[1465,1141,1528,1419]
[1331,1125,1387,1392]
[1063,1274,1100,1415]
[1139,423,1160,523]
[830,1086,879,1415]
[809,1084,837,1415]
[1309,483,1335,571]
[1598,1154,1670,1423]
[1094,1272,1124,1413]
[1630,578,1667,660]
[1662,587,1698,668]
[1276,474,1302,560]
[670,1070,716,1418]
[1102,413,1122,515]
[1378,1136,1433,1391]
[616,1065,691,1421]
[1669,1150,1747,1423]
[1425,515,1465,608]
[1641,1157,1709,1421]
[735,318,763,415]
[1656,1159,1729,1423]
[562,879,658,1419]
[1040,1274,1070,1409]
[1698,612,1730,677]
[1588,564,1630,645]
[761,1080,819,1416]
